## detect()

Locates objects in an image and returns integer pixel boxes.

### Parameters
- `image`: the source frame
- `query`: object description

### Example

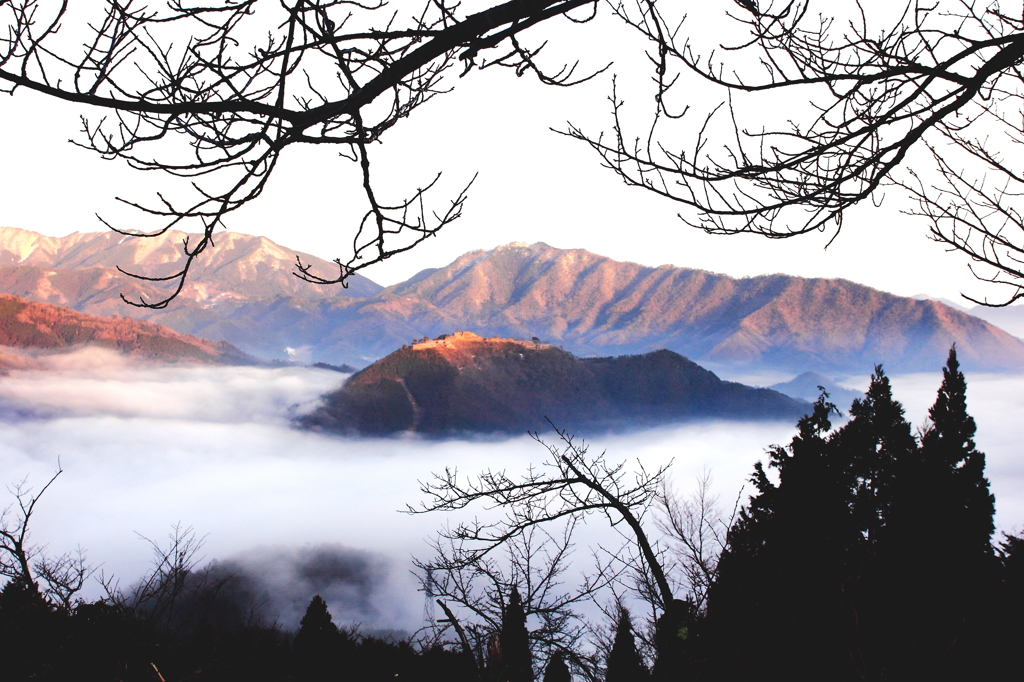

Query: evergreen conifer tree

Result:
[702,356,1002,679]
[542,651,571,682]
[606,606,648,682]
[919,347,995,559]
[866,347,997,677]
[706,393,861,677]
[293,595,345,680]
[838,366,918,544]
[496,586,533,682]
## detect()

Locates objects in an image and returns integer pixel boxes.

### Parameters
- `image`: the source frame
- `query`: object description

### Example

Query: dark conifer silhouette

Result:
[865,348,997,677]
[650,599,690,682]
[542,651,571,682]
[707,390,861,677]
[919,347,996,560]
[293,595,346,681]
[495,586,533,682]
[703,354,1009,679]
[606,606,648,682]
[838,366,919,545]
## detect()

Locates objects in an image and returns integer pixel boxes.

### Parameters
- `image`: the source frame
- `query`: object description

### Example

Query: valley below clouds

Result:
[1,352,1021,633]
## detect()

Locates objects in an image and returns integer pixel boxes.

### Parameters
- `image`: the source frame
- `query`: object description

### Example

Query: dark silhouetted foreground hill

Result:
[3,227,1022,373]
[0,294,256,369]
[300,332,807,435]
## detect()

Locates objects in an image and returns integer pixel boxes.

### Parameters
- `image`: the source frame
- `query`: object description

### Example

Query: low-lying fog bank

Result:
[0,350,1020,633]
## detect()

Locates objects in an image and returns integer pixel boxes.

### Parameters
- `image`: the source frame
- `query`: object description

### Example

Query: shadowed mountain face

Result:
[0,294,257,370]
[1,227,1021,373]
[301,332,808,435]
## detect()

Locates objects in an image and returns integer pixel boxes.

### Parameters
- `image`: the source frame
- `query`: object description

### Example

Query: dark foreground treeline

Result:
[662,349,1024,680]
[0,580,474,682]
[1,349,1023,681]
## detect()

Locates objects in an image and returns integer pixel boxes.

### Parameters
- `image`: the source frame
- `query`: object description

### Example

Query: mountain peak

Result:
[302,338,806,435]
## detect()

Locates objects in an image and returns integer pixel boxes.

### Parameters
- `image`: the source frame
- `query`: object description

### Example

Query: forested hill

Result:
[2,226,1022,373]
[300,332,807,435]
[360,243,1024,373]
[0,294,257,369]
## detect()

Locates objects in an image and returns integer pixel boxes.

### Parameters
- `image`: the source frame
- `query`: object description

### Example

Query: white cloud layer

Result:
[0,355,1020,632]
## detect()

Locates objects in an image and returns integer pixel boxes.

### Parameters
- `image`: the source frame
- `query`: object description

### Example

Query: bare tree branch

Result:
[567,0,1024,303]
[1,0,598,306]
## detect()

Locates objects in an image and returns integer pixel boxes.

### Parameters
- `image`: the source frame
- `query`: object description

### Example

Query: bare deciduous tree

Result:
[656,469,739,614]
[0,465,95,608]
[100,523,265,635]
[0,0,604,307]
[416,520,613,680]
[409,427,750,678]
[409,426,675,612]
[573,0,1024,304]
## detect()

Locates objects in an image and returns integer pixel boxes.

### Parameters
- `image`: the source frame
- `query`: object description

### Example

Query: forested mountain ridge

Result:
[1,226,1021,373]
[367,242,1024,373]
[0,294,256,369]
[301,331,807,435]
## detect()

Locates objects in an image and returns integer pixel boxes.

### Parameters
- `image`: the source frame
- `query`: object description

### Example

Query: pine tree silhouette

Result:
[919,346,995,559]
[606,606,648,682]
[866,347,997,677]
[706,391,861,677]
[542,651,571,682]
[495,586,533,682]
[838,365,918,545]
[293,595,345,681]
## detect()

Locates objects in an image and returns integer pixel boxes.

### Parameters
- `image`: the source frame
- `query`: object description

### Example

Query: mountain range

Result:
[0,226,1021,374]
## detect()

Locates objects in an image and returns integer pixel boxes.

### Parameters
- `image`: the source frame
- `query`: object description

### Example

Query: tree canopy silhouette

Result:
[7,2,1024,304]
[701,348,1006,679]
[575,0,1024,304]
[605,606,648,682]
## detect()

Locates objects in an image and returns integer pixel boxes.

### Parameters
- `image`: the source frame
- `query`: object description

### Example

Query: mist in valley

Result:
[1,350,1021,634]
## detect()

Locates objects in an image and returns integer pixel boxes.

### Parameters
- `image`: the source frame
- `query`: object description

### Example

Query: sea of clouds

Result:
[0,348,1020,633]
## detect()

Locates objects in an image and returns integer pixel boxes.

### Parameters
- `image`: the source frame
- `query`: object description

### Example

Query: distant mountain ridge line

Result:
[0,226,1019,374]
[0,293,257,369]
[366,242,1023,372]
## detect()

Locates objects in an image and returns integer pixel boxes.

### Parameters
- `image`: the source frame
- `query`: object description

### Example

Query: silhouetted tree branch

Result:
[568,0,1024,304]
[416,519,616,678]
[0,464,95,608]
[0,0,604,307]
[409,424,675,614]
[7,2,1024,304]
[656,469,739,614]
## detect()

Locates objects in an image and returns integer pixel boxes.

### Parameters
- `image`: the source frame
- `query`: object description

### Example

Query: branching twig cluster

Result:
[0,464,96,609]
[568,0,1024,304]
[0,0,600,307]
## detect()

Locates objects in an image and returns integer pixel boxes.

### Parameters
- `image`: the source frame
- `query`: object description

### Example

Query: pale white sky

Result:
[0,1,1002,302]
